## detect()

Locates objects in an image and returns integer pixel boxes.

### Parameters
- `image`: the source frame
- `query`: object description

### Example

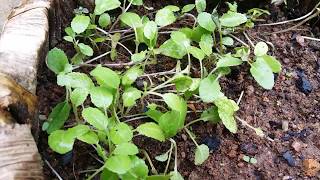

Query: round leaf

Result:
[182,4,195,14]
[94,0,121,15]
[122,66,143,86]
[110,122,133,144]
[197,12,216,32]
[216,54,242,68]
[57,72,94,89]
[106,155,132,174]
[71,15,90,34]
[90,86,113,109]
[199,75,224,103]
[113,143,139,155]
[136,122,165,142]
[70,88,88,107]
[214,97,239,133]
[222,37,234,46]
[254,42,268,56]
[98,13,111,28]
[46,101,71,134]
[163,93,187,114]
[219,12,247,27]
[77,131,99,145]
[47,48,69,74]
[122,87,142,107]
[48,130,74,154]
[90,66,120,89]
[120,12,143,28]
[261,55,281,73]
[144,21,158,40]
[199,34,213,56]
[250,58,274,89]
[155,8,176,27]
[82,107,109,131]
[195,144,210,165]
[78,43,93,56]
[195,0,206,13]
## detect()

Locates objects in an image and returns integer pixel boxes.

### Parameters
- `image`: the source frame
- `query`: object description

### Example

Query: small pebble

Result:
[181,152,186,158]
[282,151,296,167]
[303,159,320,176]
[296,69,313,95]
[181,134,187,141]
[283,58,290,64]
[247,85,255,96]
[202,136,221,152]
[282,121,289,131]
[291,141,306,152]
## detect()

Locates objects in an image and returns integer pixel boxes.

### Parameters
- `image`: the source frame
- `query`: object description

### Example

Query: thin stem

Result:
[117,42,133,55]
[184,118,203,128]
[199,60,203,79]
[73,51,111,70]
[229,34,249,47]
[87,164,106,180]
[109,0,133,32]
[123,115,148,123]
[141,68,176,77]
[164,142,174,175]
[169,138,178,172]
[142,149,158,175]
[301,35,320,42]
[236,91,244,105]
[243,31,255,48]
[44,159,63,180]
[184,127,199,147]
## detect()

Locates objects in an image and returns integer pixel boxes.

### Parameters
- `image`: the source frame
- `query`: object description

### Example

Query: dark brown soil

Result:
[37,1,320,179]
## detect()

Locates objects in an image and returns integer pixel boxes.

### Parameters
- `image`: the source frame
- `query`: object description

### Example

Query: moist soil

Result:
[37,1,320,179]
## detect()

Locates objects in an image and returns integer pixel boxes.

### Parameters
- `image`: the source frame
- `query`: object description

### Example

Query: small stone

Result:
[282,176,293,180]
[228,149,237,158]
[283,58,290,64]
[181,134,187,141]
[282,121,289,131]
[296,69,313,95]
[181,152,186,158]
[202,136,221,152]
[291,141,306,152]
[282,151,296,167]
[237,162,245,168]
[303,159,320,176]
[247,85,254,96]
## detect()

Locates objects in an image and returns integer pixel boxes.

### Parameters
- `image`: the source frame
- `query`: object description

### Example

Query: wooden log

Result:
[0,0,50,179]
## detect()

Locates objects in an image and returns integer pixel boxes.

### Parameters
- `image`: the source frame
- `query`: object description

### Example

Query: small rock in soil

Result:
[202,136,221,152]
[269,121,282,130]
[247,85,255,96]
[61,151,73,165]
[282,121,289,131]
[291,141,307,152]
[296,69,313,94]
[240,143,258,155]
[303,159,320,176]
[282,151,296,167]
[181,134,188,141]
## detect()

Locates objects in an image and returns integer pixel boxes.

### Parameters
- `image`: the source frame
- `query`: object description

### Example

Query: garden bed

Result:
[37,0,320,179]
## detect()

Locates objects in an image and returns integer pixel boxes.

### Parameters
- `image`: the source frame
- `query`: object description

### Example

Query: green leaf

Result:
[219,12,248,27]
[172,75,193,92]
[189,78,201,91]
[106,155,132,174]
[222,37,234,46]
[110,122,133,144]
[136,122,166,142]
[120,12,143,28]
[159,111,181,138]
[77,131,99,144]
[195,0,206,13]
[94,0,121,15]
[155,151,169,162]
[188,46,205,61]
[199,34,213,56]
[171,31,190,49]
[261,55,281,73]
[147,175,171,180]
[159,39,187,59]
[63,36,73,42]
[144,21,158,40]
[164,5,180,12]
[155,8,176,27]
[82,107,108,131]
[122,87,142,107]
[169,171,184,180]
[98,13,111,28]
[199,75,224,103]
[90,66,120,89]
[101,169,119,180]
[163,93,187,116]
[200,106,220,123]
[254,42,268,56]
[122,66,143,86]
[226,2,238,12]
[216,54,243,68]
[78,43,93,56]
[48,130,74,154]
[191,26,210,42]
[46,101,71,134]
[113,142,139,155]
[71,15,90,34]
[57,72,93,89]
[195,144,209,165]
[214,97,239,133]
[121,156,149,180]
[131,0,143,5]
[197,12,216,32]
[131,51,147,63]
[145,108,163,122]
[47,48,69,74]
[234,46,250,61]
[65,27,75,38]
[182,4,195,14]
[70,88,88,107]
[90,86,113,109]
[250,58,274,89]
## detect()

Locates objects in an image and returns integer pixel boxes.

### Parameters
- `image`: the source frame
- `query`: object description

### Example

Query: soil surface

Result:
[37,1,320,179]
